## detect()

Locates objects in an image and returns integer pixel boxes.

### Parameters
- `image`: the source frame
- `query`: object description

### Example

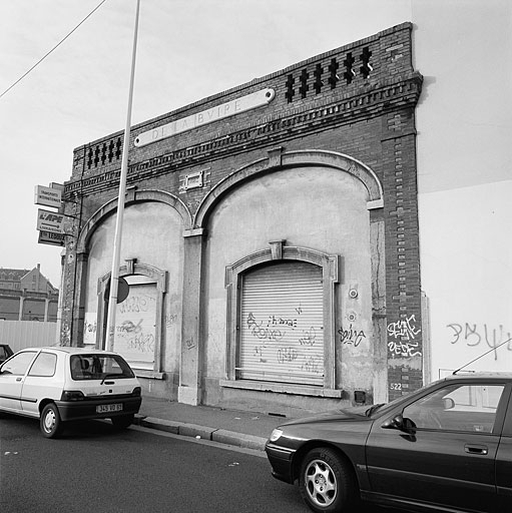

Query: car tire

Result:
[40,403,63,439]
[299,447,357,513]
[111,414,134,430]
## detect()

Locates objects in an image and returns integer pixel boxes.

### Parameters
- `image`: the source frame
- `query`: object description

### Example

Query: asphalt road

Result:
[0,414,398,513]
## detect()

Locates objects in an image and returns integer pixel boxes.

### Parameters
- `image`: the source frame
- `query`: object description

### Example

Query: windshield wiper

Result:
[101,373,122,385]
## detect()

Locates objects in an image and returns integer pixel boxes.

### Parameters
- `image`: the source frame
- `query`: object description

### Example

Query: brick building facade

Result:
[59,23,423,414]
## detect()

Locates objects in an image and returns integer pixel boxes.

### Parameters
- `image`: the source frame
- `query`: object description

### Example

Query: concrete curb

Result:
[134,415,267,452]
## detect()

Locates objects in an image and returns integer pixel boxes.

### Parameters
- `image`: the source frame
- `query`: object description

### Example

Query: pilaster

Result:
[178,228,205,405]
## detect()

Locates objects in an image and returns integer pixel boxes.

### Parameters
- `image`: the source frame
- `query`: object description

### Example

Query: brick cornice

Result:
[65,73,422,198]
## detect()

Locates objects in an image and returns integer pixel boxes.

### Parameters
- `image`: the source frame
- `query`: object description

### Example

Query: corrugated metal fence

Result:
[0,320,58,353]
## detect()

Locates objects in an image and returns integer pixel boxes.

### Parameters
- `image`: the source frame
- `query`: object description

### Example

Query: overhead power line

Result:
[0,0,108,100]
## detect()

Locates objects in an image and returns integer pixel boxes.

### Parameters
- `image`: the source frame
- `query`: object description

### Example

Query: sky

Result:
[1,0,511,377]
[0,0,510,291]
[0,0,421,287]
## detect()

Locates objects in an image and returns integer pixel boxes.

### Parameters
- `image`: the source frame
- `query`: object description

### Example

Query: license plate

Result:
[96,403,123,413]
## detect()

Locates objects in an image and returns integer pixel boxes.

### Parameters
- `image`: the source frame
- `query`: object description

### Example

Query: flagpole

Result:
[105,0,141,351]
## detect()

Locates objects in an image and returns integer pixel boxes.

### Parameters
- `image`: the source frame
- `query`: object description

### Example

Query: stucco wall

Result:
[83,201,184,381]
[204,165,374,410]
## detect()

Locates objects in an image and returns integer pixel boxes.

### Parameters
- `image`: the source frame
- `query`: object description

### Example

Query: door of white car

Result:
[0,351,38,413]
[20,351,60,416]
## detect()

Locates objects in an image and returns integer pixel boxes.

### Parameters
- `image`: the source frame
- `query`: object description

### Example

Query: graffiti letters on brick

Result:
[387,314,422,357]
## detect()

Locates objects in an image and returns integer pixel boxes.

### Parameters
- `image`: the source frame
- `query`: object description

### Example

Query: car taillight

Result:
[61,390,85,401]
[131,387,141,397]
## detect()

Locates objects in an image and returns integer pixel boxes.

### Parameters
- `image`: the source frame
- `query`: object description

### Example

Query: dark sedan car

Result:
[265,373,512,513]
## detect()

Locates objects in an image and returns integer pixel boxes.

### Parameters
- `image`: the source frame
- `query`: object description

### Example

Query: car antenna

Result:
[452,337,511,375]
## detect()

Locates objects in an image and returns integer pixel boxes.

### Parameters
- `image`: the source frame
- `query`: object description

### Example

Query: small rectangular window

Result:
[28,352,57,377]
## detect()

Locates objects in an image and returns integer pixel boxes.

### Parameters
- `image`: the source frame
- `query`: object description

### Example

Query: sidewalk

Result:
[134,396,291,452]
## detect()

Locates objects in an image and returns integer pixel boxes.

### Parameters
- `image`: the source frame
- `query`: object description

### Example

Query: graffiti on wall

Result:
[245,307,323,376]
[117,319,155,354]
[114,284,157,367]
[299,326,317,346]
[165,313,178,328]
[83,313,97,345]
[447,322,512,360]
[387,314,422,358]
[247,312,285,343]
[338,323,367,347]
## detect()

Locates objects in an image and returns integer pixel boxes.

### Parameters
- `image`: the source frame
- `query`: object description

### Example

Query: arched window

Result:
[239,260,324,385]
[96,261,167,378]
[224,242,341,396]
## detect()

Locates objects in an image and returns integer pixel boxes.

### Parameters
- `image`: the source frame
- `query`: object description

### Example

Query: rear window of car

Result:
[70,354,135,381]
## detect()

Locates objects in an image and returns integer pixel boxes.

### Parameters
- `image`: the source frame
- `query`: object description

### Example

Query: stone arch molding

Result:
[193,148,384,229]
[77,189,192,253]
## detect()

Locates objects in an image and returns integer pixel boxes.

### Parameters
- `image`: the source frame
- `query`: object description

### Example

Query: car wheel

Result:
[111,414,134,429]
[299,447,357,513]
[40,403,63,439]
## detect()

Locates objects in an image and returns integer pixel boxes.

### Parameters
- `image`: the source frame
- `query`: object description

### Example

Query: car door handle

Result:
[16,377,22,382]
[465,444,488,455]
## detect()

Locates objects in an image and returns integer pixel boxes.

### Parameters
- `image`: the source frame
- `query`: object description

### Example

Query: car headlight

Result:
[269,428,283,442]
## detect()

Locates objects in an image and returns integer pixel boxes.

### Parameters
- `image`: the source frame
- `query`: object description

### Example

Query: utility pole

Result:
[104,0,141,351]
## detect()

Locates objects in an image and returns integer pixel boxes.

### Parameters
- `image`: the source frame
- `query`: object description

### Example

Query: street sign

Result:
[104,277,130,304]
[38,230,65,247]
[34,185,62,209]
[36,208,64,234]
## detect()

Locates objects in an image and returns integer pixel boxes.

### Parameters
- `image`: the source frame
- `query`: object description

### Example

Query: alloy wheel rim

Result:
[305,459,337,507]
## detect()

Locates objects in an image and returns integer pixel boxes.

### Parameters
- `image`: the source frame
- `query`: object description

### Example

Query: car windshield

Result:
[70,354,134,381]
[357,380,449,418]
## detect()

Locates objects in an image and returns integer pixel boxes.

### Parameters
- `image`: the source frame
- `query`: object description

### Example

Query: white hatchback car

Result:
[0,346,142,438]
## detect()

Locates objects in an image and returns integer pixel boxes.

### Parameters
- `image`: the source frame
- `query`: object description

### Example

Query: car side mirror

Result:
[382,413,416,433]
[443,397,455,410]
[382,413,405,430]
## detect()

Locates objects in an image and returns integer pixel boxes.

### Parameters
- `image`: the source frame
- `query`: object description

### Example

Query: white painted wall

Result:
[419,182,512,376]
[412,1,512,377]
[0,320,57,353]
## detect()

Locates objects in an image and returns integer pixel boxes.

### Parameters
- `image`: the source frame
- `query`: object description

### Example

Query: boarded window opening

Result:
[238,261,324,385]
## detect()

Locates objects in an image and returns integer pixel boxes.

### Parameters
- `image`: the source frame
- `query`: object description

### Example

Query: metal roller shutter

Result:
[239,261,324,385]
